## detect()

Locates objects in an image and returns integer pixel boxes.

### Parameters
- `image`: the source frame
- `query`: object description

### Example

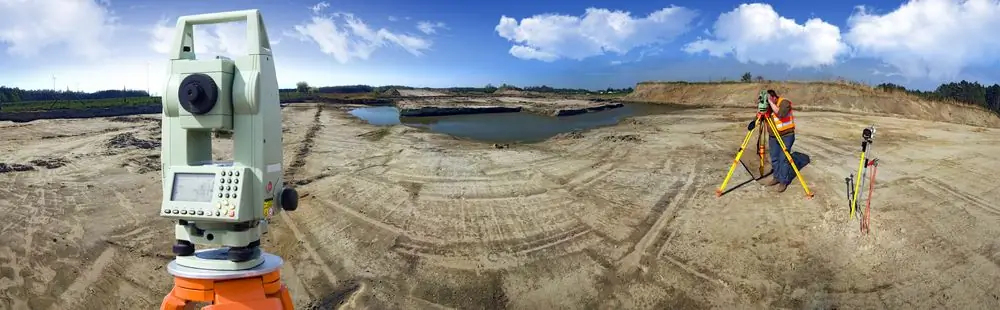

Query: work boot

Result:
[771,183,788,193]
[762,177,780,186]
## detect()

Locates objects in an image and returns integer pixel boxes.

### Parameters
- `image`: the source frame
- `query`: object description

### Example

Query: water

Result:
[348,103,686,143]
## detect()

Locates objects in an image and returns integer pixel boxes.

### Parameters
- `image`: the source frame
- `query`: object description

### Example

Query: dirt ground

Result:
[2,104,1000,310]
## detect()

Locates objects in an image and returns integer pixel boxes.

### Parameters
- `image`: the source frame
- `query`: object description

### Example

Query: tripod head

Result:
[159,10,298,270]
[862,124,876,142]
[861,124,876,152]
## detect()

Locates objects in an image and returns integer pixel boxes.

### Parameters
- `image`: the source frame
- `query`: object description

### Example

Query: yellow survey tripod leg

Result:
[716,113,765,197]
[757,119,766,177]
[764,116,814,198]
[849,127,874,221]
[850,151,866,220]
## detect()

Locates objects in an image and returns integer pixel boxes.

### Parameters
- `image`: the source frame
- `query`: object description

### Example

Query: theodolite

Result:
[159,9,298,271]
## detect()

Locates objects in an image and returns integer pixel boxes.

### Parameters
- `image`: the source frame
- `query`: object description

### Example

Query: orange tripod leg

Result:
[161,270,293,310]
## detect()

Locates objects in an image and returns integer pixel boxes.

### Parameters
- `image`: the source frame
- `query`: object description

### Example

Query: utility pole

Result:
[146,62,150,96]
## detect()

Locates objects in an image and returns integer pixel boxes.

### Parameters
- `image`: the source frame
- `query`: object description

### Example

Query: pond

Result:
[348,103,686,143]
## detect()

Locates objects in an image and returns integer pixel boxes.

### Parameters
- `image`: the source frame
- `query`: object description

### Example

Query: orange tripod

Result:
[161,252,293,310]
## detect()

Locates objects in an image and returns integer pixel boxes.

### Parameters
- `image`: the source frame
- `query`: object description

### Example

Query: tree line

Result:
[875,81,1000,114]
[738,72,1000,115]
[0,86,149,103]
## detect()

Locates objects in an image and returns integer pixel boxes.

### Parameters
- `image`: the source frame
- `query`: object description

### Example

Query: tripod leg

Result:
[845,176,854,214]
[160,291,189,310]
[863,160,879,234]
[757,124,766,177]
[717,116,762,197]
[764,117,813,198]
[850,144,867,221]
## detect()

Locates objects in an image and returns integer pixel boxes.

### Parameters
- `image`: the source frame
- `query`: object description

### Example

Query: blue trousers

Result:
[768,133,796,185]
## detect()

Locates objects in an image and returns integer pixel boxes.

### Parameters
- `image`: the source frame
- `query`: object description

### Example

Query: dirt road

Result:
[2,104,999,309]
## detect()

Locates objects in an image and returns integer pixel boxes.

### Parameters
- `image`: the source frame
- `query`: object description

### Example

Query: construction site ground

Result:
[3,90,1000,309]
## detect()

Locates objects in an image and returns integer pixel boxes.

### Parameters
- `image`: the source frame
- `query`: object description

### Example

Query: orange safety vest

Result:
[768,97,795,133]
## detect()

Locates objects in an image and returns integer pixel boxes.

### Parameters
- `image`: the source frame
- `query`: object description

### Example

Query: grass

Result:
[1,97,161,113]
[0,92,385,113]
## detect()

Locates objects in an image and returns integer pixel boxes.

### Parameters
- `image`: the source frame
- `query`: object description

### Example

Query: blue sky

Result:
[2,0,999,93]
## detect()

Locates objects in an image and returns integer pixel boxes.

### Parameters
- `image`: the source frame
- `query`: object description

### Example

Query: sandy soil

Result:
[629,81,1000,128]
[397,89,450,97]
[2,104,1000,309]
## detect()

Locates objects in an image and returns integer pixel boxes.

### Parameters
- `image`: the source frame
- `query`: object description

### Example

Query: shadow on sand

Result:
[720,151,811,196]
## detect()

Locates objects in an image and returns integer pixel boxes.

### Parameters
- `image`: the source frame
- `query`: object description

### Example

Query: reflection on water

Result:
[348,103,685,143]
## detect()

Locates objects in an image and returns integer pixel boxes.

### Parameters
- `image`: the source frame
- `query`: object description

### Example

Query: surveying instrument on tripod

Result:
[716,91,814,198]
[845,125,879,235]
[157,9,299,309]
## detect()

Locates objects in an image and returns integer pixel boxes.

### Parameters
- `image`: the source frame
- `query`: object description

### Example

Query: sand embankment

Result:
[626,81,1000,128]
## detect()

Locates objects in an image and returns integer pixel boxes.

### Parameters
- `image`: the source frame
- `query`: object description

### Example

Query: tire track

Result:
[392,222,592,260]
[49,247,117,310]
[616,163,698,275]
[918,177,1000,217]
[275,106,342,301]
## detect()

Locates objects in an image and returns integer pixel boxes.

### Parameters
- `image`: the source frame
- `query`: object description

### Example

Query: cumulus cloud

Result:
[416,21,447,35]
[495,6,699,62]
[684,3,848,68]
[291,2,433,64]
[845,0,1000,80]
[0,0,118,58]
[148,19,249,58]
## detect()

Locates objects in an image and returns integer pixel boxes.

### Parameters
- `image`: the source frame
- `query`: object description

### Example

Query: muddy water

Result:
[348,103,686,143]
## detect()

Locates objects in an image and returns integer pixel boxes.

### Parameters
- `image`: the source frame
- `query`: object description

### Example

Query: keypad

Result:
[162,168,241,219]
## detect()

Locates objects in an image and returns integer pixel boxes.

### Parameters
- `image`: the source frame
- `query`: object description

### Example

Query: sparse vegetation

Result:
[2,76,999,116]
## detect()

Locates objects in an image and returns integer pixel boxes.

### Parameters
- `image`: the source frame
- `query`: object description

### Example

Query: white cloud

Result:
[683,3,848,68]
[310,2,329,14]
[844,0,1000,80]
[416,21,447,35]
[388,16,398,22]
[291,3,433,64]
[148,19,249,59]
[495,6,699,62]
[0,0,118,59]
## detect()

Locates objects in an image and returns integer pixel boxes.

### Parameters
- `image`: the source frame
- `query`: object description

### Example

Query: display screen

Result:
[171,173,216,202]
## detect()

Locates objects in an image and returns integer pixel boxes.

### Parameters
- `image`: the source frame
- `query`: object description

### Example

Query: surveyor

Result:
[761,89,796,192]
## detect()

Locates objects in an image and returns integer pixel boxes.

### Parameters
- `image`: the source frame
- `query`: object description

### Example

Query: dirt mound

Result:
[398,89,448,97]
[627,81,1000,128]
[30,157,70,169]
[106,132,160,149]
[381,88,401,96]
[0,163,34,173]
[602,134,643,143]
[493,88,528,96]
[108,116,159,123]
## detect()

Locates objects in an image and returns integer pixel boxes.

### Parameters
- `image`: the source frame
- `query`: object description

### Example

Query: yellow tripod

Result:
[717,112,814,198]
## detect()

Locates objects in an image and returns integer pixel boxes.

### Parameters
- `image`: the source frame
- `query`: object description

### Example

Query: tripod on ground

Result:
[845,125,879,234]
[717,111,814,198]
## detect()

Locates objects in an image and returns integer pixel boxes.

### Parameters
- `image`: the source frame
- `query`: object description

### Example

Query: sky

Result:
[2,0,1000,94]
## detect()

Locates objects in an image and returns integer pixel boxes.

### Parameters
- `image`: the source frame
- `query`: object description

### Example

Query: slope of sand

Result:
[2,102,999,309]
[628,81,1000,128]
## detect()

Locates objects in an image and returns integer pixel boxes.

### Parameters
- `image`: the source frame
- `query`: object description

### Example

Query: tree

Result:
[755,76,764,83]
[296,81,309,93]
[741,72,752,83]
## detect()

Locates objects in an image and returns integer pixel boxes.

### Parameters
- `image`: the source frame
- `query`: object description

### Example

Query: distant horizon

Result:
[4,77,997,97]
[3,1,1000,94]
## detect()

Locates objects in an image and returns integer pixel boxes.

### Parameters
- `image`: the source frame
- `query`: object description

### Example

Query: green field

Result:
[1,97,162,113]
[0,93,321,113]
